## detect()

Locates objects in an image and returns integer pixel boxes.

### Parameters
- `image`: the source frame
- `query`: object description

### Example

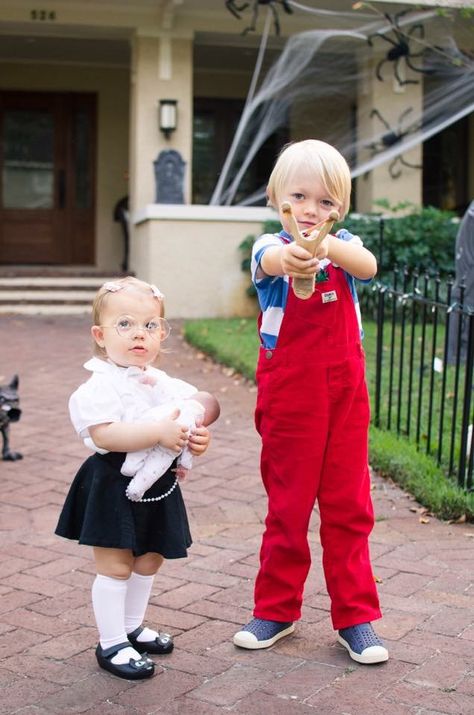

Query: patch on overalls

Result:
[322,290,338,304]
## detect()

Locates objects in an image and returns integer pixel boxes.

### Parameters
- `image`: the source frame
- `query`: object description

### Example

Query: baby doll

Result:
[122,391,219,501]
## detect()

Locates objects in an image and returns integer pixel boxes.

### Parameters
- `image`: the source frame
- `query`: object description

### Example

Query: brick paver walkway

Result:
[1,314,473,714]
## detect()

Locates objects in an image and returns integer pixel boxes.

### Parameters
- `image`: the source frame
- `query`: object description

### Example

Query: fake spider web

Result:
[210,3,474,207]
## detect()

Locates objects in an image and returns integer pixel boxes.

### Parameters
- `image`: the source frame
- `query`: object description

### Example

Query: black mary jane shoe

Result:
[95,641,155,680]
[127,626,174,655]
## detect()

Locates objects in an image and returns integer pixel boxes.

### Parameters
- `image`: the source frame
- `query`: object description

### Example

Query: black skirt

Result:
[55,452,192,558]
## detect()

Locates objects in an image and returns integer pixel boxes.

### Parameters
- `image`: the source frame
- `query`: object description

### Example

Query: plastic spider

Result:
[387,155,421,180]
[368,107,417,153]
[368,108,422,178]
[368,11,435,85]
[225,0,293,36]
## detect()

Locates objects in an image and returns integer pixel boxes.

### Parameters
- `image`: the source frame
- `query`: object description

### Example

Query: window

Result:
[193,97,288,205]
[423,116,469,214]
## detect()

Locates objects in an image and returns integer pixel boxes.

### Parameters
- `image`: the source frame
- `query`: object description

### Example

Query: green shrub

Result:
[342,202,459,279]
[239,220,281,297]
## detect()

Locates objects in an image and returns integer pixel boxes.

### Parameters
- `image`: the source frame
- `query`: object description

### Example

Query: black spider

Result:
[225,0,293,36]
[368,108,422,178]
[368,11,435,85]
[368,107,419,153]
[387,155,421,180]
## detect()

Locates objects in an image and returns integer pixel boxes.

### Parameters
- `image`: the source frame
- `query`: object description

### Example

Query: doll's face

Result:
[91,290,167,369]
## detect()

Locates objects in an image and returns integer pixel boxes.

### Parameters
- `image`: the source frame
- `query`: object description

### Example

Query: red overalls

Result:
[253,262,381,630]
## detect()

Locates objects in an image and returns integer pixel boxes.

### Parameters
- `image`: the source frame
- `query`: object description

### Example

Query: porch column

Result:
[129,31,193,212]
[356,54,423,213]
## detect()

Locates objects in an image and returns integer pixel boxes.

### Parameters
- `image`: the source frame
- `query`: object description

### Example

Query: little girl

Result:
[55,277,219,680]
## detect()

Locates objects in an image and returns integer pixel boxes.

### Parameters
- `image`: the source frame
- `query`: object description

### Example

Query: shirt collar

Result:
[83,357,145,378]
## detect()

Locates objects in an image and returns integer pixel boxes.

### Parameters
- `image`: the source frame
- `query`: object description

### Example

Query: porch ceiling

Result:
[0,33,130,66]
[0,1,471,64]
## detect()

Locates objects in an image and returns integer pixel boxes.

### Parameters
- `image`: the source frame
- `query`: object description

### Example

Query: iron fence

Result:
[363,268,474,490]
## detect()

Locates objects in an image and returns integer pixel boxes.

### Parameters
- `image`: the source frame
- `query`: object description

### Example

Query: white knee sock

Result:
[125,572,159,642]
[92,574,141,664]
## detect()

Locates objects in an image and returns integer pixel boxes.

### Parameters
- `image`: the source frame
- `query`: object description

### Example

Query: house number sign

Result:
[30,9,57,21]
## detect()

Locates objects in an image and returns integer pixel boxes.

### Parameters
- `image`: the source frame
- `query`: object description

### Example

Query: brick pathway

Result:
[1,314,473,715]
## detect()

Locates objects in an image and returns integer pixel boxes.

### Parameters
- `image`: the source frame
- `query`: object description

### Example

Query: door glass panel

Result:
[73,110,92,209]
[2,110,54,209]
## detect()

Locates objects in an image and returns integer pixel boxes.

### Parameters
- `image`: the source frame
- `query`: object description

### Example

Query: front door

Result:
[0,91,96,265]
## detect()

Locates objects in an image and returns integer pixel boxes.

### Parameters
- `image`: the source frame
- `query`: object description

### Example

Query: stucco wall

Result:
[130,205,278,318]
[0,62,129,270]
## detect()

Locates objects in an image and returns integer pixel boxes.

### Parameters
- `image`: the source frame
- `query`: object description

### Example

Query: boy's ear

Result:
[266,186,275,209]
[91,325,105,348]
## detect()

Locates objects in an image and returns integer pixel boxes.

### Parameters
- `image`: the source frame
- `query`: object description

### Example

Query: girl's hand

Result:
[188,425,211,456]
[280,242,319,278]
[155,408,189,452]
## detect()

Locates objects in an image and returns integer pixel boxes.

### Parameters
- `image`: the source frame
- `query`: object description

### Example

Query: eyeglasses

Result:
[101,316,171,340]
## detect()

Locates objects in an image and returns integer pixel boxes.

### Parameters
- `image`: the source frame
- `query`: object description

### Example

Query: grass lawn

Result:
[183,316,474,521]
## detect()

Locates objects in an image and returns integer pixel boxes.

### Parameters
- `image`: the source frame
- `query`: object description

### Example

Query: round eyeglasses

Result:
[101,316,171,340]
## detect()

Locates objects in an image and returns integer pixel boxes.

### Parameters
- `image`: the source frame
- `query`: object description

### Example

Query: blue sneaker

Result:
[233,618,295,649]
[338,622,389,664]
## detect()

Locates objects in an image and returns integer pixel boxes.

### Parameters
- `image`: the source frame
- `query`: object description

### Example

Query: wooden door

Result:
[0,91,96,265]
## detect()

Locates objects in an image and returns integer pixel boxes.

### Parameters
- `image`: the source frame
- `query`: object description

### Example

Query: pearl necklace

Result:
[136,476,178,503]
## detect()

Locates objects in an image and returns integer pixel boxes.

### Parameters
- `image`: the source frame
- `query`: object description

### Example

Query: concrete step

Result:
[0,266,129,278]
[0,277,109,290]
[0,303,92,315]
[0,289,98,303]
[0,275,116,314]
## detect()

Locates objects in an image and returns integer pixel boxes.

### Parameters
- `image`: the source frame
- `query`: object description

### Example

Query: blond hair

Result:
[266,140,352,219]
[91,276,165,357]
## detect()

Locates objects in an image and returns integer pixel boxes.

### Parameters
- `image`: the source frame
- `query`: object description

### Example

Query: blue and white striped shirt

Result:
[251,229,368,349]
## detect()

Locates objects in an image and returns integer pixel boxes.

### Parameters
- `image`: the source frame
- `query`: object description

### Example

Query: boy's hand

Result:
[280,242,320,279]
[155,408,189,452]
[314,235,330,261]
[188,425,211,456]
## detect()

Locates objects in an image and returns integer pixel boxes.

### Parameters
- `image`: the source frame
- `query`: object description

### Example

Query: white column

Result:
[129,31,193,212]
[128,30,193,277]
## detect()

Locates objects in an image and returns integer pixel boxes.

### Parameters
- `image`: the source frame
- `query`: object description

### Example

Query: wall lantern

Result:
[159,99,177,138]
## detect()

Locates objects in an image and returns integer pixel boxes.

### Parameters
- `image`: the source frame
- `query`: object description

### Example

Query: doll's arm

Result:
[189,392,220,426]
[186,392,219,456]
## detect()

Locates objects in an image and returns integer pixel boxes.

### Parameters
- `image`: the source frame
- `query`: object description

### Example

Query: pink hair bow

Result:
[150,284,164,300]
[103,281,123,292]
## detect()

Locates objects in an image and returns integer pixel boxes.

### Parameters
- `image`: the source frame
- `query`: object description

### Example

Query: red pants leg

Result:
[253,359,329,622]
[317,358,381,629]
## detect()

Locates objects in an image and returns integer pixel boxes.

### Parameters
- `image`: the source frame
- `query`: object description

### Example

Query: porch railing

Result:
[365,268,474,491]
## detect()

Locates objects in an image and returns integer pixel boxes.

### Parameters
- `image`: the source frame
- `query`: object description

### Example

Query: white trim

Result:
[133,204,278,224]
[159,34,172,79]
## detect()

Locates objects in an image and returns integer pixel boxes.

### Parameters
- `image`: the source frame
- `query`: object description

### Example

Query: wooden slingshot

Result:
[280,201,340,300]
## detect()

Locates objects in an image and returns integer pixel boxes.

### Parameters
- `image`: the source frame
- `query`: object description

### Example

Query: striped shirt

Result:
[251,229,369,349]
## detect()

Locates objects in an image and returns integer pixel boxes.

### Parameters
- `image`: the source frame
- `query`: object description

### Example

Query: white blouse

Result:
[69,357,197,442]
